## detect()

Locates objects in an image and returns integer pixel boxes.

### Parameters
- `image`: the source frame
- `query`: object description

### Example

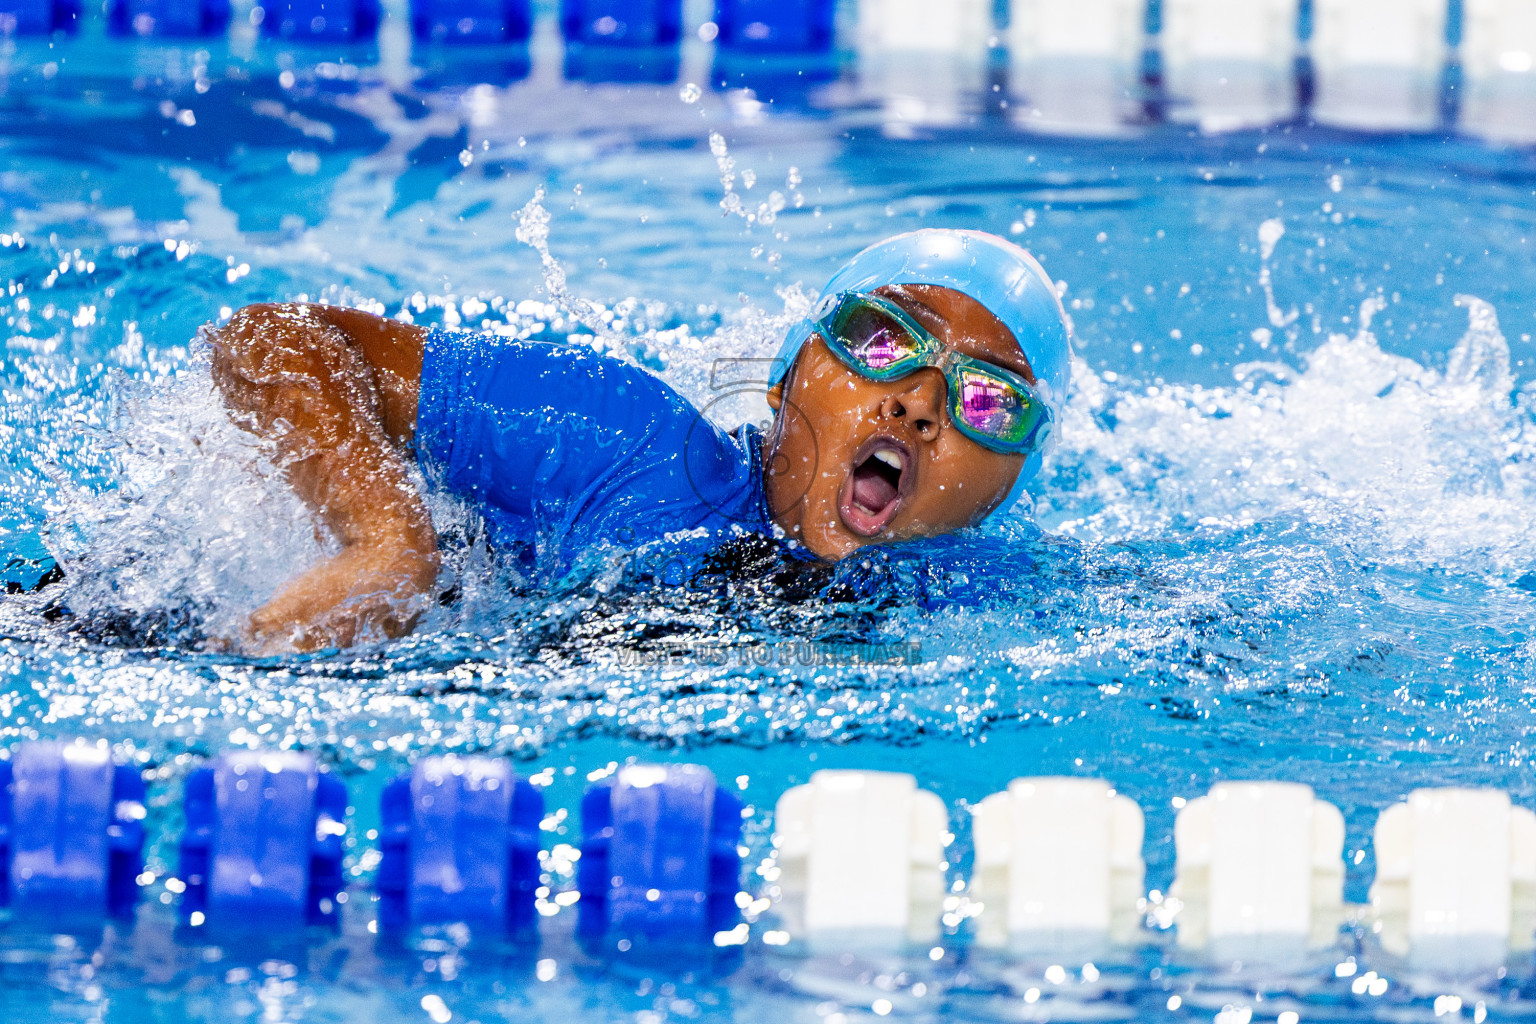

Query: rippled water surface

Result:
[2,28,1536,1024]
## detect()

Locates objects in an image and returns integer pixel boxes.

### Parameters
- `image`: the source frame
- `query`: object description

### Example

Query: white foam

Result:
[41,361,336,645]
[1039,291,1536,578]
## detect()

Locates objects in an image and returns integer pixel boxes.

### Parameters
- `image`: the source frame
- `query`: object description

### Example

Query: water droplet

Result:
[679,82,702,104]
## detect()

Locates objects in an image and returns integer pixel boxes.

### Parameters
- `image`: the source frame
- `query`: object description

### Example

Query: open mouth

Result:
[839,437,910,537]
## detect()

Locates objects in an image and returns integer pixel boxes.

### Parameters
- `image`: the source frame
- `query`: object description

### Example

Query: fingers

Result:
[246,592,416,654]
[241,543,438,655]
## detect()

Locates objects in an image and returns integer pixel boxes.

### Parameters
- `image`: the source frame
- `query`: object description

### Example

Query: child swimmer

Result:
[208,229,1071,651]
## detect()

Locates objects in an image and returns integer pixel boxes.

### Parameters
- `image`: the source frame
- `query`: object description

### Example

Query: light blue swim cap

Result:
[770,229,1071,517]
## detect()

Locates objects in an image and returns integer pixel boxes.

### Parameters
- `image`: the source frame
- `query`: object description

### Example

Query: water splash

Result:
[1040,294,1536,578]
[514,187,608,337]
[1,188,1533,797]
[2,242,814,651]
[33,360,333,647]
[10,259,1534,660]
[709,132,742,219]
[707,132,788,239]
[1257,217,1299,339]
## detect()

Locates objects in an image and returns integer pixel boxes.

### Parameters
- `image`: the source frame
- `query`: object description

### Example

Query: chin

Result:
[795,515,868,561]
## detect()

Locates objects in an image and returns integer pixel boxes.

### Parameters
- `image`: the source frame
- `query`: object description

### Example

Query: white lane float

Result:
[1007,0,1147,136]
[772,769,949,947]
[1311,0,1449,130]
[970,776,1145,950]
[1371,787,1536,967]
[853,0,992,132]
[1172,781,1346,953]
[1460,0,1536,144]
[1161,0,1300,131]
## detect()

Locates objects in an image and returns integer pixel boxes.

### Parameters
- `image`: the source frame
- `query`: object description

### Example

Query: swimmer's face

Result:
[764,284,1032,560]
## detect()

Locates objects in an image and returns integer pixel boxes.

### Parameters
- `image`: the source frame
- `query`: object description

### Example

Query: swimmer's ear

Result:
[766,382,783,411]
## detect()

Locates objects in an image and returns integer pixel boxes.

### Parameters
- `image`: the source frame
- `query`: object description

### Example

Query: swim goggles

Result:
[808,290,1053,456]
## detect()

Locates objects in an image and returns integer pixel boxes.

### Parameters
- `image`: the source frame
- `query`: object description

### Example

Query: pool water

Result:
[1,20,1536,1024]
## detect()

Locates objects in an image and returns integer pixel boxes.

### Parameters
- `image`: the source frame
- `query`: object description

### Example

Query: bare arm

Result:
[206,303,439,652]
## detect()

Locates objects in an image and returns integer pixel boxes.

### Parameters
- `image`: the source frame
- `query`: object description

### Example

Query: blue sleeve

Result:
[414,329,769,553]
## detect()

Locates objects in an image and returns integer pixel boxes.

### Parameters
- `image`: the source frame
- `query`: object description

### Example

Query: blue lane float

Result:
[0,741,145,919]
[377,755,542,934]
[410,0,529,43]
[178,750,347,927]
[0,0,80,33]
[714,0,834,52]
[256,0,379,41]
[560,0,680,47]
[577,764,743,949]
[105,0,229,36]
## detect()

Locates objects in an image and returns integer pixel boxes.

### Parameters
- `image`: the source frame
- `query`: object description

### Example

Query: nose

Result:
[878,369,946,442]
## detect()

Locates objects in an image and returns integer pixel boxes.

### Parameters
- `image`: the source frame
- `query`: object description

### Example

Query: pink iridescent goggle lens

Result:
[813,291,1052,456]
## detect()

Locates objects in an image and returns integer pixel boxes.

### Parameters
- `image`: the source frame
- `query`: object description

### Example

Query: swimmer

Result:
[207,229,1070,651]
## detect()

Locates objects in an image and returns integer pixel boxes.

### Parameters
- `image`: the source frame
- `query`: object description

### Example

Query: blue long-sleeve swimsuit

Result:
[413,329,776,565]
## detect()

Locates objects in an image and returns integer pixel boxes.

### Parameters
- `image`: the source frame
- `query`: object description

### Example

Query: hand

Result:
[245,539,439,654]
